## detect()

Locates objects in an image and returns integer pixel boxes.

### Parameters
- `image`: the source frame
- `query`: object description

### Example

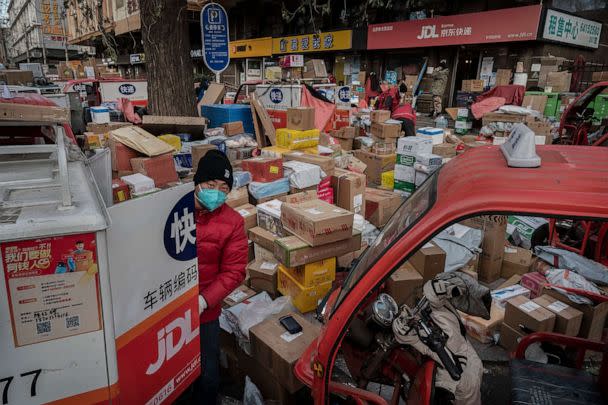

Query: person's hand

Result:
[199,294,207,315]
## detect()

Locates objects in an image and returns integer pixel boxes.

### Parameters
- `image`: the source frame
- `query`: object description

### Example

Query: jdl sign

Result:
[200,3,230,74]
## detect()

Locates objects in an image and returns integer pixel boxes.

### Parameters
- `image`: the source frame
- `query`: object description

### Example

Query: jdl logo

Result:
[146,309,199,375]
[417,25,439,39]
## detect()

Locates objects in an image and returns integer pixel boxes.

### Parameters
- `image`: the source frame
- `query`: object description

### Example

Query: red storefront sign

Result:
[368,5,542,49]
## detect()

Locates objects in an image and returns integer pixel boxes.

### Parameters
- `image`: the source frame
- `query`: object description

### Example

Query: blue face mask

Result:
[196,187,226,211]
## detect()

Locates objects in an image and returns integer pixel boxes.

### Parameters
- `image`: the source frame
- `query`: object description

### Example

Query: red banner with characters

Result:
[368,5,542,50]
[1,233,102,347]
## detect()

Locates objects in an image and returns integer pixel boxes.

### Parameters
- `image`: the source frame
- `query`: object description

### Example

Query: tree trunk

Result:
[141,0,195,116]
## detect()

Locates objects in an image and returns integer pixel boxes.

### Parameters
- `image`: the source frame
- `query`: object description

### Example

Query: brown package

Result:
[370,110,391,123]
[504,295,556,333]
[331,169,366,215]
[385,262,423,307]
[235,204,257,231]
[249,312,320,393]
[533,294,583,337]
[499,322,526,352]
[222,121,245,136]
[501,246,534,278]
[248,259,279,296]
[225,187,249,208]
[281,200,353,246]
[364,187,403,228]
[462,215,507,283]
[371,122,401,139]
[353,150,396,186]
[287,107,315,131]
[248,226,279,253]
[410,242,446,282]
[283,151,335,176]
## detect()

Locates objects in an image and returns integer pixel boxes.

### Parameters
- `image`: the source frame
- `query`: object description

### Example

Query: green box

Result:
[525,91,559,118]
[593,94,608,120]
[394,179,416,193]
[396,154,416,166]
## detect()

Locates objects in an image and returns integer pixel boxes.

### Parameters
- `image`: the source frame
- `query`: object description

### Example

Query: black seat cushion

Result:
[510,358,605,404]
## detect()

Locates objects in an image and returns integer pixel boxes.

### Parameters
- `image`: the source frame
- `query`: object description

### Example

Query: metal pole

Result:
[24,25,31,63]
[216,72,220,83]
[448,47,459,108]
[61,11,68,62]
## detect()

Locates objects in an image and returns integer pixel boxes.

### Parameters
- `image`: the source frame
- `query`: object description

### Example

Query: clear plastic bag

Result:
[248,178,290,199]
[432,224,482,272]
[243,376,264,405]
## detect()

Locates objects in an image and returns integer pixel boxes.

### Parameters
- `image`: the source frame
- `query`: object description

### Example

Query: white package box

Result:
[120,173,155,194]
[283,160,326,189]
[416,153,443,167]
[491,285,531,308]
[90,106,110,124]
[416,127,445,145]
[397,137,433,155]
[394,164,416,182]
[415,171,429,186]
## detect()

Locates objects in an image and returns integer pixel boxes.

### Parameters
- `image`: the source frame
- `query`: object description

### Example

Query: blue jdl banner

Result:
[200,3,230,73]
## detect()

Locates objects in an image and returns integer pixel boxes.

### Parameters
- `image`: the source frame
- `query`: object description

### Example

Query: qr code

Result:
[66,315,80,329]
[36,321,51,335]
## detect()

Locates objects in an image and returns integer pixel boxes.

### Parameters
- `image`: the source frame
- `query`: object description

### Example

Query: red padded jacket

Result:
[197,203,248,323]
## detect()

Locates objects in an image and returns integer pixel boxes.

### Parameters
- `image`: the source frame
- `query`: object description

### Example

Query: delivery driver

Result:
[194,150,248,404]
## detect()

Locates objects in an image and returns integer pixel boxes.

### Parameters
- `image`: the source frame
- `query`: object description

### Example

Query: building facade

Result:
[6,0,93,65]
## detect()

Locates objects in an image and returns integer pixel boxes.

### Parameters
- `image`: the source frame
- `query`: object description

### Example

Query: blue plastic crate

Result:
[201,104,254,134]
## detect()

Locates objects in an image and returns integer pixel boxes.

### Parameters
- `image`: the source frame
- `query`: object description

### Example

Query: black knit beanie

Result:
[193,149,233,190]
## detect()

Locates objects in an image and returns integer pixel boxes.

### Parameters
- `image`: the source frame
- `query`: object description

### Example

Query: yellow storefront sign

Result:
[230,37,273,58]
[272,30,352,54]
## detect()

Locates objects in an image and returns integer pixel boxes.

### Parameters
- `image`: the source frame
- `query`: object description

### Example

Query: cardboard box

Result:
[257,199,286,237]
[248,259,279,296]
[336,137,353,151]
[501,246,533,278]
[281,200,354,246]
[522,95,548,115]
[200,82,226,105]
[274,231,361,268]
[540,286,608,341]
[0,102,70,124]
[279,257,336,287]
[459,303,505,344]
[223,284,257,308]
[462,216,507,283]
[283,190,318,205]
[499,322,526,352]
[241,157,284,183]
[385,262,423,307]
[353,150,396,186]
[364,187,402,228]
[0,69,34,85]
[432,143,457,158]
[287,107,315,131]
[109,137,141,172]
[277,266,332,313]
[303,59,328,79]
[235,203,257,231]
[339,126,357,139]
[396,137,433,155]
[86,122,132,134]
[370,110,391,123]
[504,295,556,333]
[283,151,335,176]
[226,187,249,208]
[461,80,484,92]
[495,69,512,86]
[191,144,218,170]
[331,169,366,215]
[130,153,178,187]
[222,121,244,136]
[249,312,320,393]
[520,272,548,299]
[371,122,401,139]
[410,242,446,282]
[592,71,608,82]
[533,294,583,336]
[546,71,572,92]
[248,226,279,252]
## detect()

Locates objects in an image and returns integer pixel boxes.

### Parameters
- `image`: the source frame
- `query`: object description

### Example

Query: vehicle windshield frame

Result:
[330,169,439,316]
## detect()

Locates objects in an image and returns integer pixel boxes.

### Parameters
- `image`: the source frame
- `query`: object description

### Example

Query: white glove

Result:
[198,294,207,315]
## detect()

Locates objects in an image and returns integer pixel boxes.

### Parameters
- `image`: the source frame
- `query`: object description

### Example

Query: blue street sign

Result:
[200,3,230,74]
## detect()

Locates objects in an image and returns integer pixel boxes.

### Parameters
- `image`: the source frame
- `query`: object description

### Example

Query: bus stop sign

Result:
[200,3,230,74]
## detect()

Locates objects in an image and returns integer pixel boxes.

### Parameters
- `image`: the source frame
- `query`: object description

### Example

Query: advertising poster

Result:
[1,233,102,347]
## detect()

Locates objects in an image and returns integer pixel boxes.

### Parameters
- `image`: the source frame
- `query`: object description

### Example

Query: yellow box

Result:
[279,257,336,287]
[158,134,181,152]
[278,265,333,313]
[260,145,291,159]
[276,128,320,150]
[303,146,319,155]
[381,170,394,190]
